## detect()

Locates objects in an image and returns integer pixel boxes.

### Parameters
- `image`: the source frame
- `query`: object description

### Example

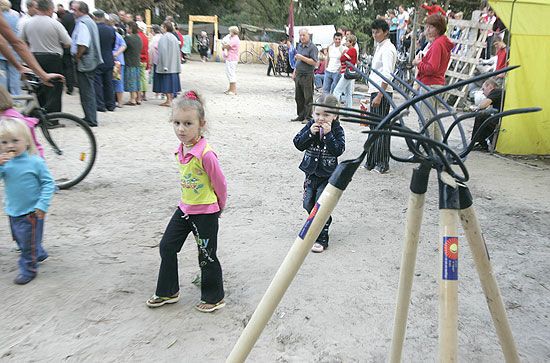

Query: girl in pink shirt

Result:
[147,90,227,312]
[0,87,44,158]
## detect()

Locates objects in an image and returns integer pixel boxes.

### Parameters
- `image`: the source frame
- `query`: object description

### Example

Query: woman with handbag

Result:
[331,34,358,108]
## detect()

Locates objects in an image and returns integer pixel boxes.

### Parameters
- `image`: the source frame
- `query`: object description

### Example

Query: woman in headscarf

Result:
[153,21,181,107]
[123,21,143,106]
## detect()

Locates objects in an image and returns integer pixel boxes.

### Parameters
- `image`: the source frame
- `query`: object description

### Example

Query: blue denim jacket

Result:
[293,119,345,178]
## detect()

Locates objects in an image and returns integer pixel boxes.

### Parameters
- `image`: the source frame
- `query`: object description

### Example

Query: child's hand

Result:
[0,152,13,165]
[310,123,320,135]
[34,209,46,219]
[320,121,332,134]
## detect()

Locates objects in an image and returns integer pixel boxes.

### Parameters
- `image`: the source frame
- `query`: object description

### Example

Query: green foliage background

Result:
[96,0,482,49]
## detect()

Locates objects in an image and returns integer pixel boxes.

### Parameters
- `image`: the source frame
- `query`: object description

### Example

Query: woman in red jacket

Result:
[412,14,453,140]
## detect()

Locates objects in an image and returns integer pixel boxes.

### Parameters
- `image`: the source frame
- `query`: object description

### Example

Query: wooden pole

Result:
[438,173,459,362]
[389,192,426,363]
[459,206,520,362]
[226,184,344,363]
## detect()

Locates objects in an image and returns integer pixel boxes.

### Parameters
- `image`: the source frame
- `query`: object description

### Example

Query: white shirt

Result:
[70,17,91,55]
[326,43,345,73]
[398,11,410,30]
[368,38,397,94]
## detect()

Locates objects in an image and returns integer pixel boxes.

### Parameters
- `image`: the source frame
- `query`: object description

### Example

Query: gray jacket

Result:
[76,15,103,72]
[156,33,181,74]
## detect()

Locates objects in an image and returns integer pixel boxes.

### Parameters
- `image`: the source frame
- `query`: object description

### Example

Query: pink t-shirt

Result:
[226,35,240,62]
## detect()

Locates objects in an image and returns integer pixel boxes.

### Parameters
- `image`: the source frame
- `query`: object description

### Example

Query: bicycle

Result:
[239,46,269,65]
[11,73,97,189]
[394,51,415,94]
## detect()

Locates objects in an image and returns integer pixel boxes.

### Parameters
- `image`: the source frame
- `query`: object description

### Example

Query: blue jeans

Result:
[314,74,324,89]
[0,59,21,95]
[322,71,341,94]
[10,213,48,278]
[77,69,98,126]
[332,76,355,108]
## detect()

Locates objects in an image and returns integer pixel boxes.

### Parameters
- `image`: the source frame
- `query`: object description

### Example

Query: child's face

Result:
[313,106,337,125]
[0,134,28,157]
[172,107,204,145]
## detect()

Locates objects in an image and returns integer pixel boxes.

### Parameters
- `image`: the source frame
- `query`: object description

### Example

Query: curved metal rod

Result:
[459,107,542,158]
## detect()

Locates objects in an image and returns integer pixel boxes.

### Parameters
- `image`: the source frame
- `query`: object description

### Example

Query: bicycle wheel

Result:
[36,112,97,189]
[239,51,253,64]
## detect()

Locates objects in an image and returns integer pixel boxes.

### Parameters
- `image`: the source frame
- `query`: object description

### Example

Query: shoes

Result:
[195,300,226,313]
[66,90,73,95]
[38,254,48,263]
[311,243,326,253]
[472,143,489,152]
[97,108,107,112]
[14,274,34,285]
[124,102,137,106]
[290,117,305,122]
[146,292,180,308]
[372,165,389,174]
[224,91,236,95]
[107,108,116,112]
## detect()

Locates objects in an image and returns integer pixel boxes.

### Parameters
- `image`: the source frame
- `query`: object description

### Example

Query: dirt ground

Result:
[1,59,549,362]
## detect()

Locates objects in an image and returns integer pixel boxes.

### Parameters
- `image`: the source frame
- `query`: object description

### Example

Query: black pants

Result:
[267,58,275,75]
[34,53,63,113]
[294,73,314,120]
[303,175,332,248]
[365,92,392,171]
[62,48,75,93]
[154,208,224,304]
[471,113,499,149]
[94,65,115,111]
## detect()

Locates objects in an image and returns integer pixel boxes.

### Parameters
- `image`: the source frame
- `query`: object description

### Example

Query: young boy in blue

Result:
[293,94,345,253]
[0,117,55,285]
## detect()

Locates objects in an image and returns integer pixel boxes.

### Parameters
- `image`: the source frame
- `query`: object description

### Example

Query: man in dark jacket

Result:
[92,9,115,111]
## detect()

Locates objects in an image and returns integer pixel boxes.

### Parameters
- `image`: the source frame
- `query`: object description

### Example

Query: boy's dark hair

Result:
[333,32,342,38]
[371,18,389,32]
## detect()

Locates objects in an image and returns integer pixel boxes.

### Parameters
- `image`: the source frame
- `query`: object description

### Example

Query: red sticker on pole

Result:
[299,202,319,239]
[442,236,459,280]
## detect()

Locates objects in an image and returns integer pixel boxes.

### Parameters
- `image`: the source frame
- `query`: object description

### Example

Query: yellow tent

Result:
[489,0,550,155]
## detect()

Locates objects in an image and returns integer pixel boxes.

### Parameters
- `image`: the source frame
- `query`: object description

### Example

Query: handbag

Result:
[344,67,361,80]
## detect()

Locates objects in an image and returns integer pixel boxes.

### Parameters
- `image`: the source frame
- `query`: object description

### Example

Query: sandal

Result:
[146,292,180,308]
[311,243,325,253]
[124,101,137,106]
[195,300,225,313]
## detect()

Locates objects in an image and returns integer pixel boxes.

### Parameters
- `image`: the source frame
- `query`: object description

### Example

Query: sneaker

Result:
[311,243,326,253]
[290,117,305,122]
[14,274,34,285]
[146,293,180,308]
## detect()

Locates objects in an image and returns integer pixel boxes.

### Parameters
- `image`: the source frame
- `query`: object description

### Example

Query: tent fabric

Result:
[489,0,550,155]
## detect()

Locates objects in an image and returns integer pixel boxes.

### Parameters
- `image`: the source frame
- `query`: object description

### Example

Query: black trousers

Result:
[61,48,75,93]
[471,113,498,149]
[34,53,63,113]
[294,73,314,120]
[303,175,332,248]
[94,65,115,111]
[155,208,224,304]
[365,92,392,171]
[267,57,275,75]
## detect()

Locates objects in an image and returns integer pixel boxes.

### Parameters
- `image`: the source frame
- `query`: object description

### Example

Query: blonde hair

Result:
[228,26,239,35]
[0,117,37,155]
[0,0,11,11]
[0,86,14,111]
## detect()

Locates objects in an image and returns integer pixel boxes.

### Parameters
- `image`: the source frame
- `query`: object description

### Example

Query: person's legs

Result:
[155,209,192,297]
[314,74,324,89]
[10,213,46,283]
[7,61,21,96]
[102,67,115,111]
[94,67,106,111]
[62,48,75,94]
[300,73,314,119]
[330,72,342,94]
[294,74,305,120]
[312,178,332,248]
[77,70,98,126]
[35,54,63,113]
[188,213,224,305]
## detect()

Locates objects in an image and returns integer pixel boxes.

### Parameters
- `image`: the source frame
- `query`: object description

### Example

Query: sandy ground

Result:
[1,59,549,362]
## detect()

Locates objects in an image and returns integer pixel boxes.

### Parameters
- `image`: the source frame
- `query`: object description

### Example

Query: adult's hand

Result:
[372,93,382,108]
[41,73,65,87]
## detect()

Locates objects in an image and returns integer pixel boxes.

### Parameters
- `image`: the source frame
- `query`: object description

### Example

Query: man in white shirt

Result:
[364,18,397,174]
[322,32,344,94]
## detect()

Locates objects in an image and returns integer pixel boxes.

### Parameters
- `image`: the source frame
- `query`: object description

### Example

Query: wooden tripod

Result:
[389,163,520,362]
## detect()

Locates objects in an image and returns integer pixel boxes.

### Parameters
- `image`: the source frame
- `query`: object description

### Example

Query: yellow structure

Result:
[188,15,218,57]
[489,0,550,155]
